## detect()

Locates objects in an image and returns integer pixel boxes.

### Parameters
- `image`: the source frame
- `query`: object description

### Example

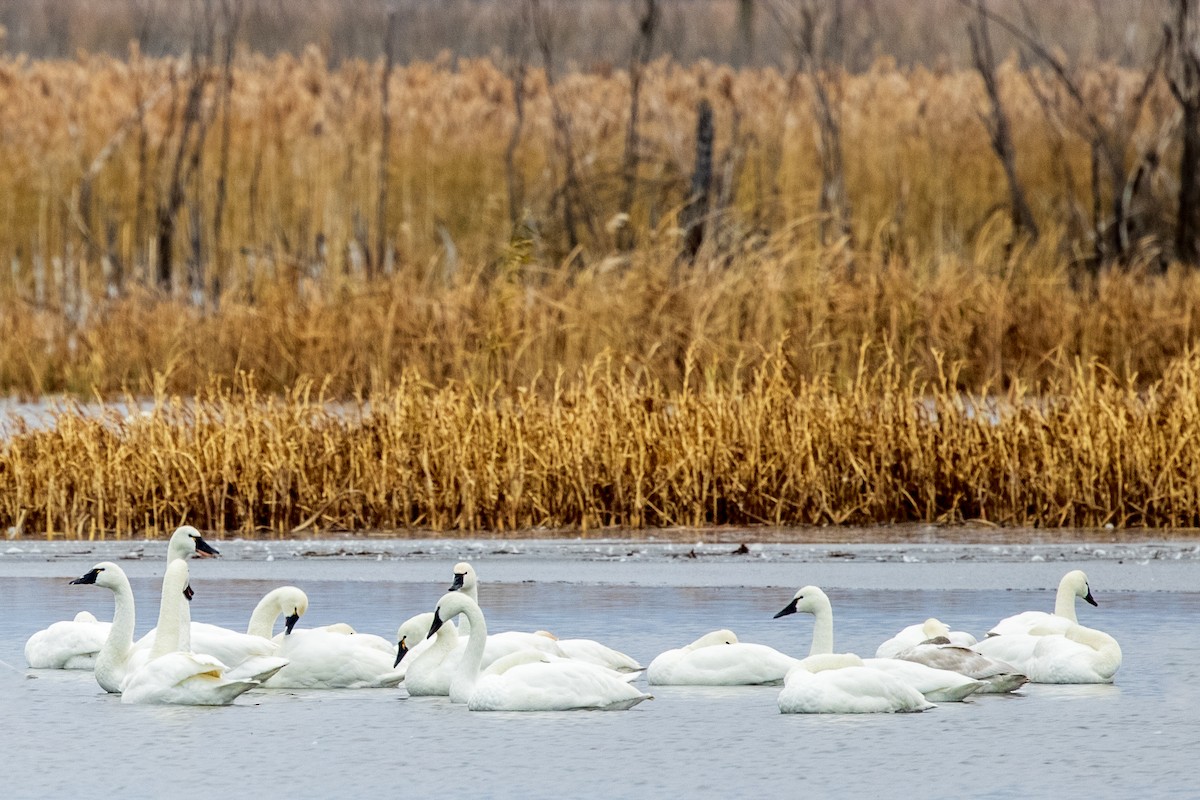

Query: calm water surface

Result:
[2,561,1196,799]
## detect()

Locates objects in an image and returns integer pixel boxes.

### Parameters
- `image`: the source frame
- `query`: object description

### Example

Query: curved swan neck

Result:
[1054,578,1080,622]
[808,597,835,656]
[151,561,189,658]
[247,588,303,638]
[95,569,136,692]
[455,601,488,697]
[458,581,478,637]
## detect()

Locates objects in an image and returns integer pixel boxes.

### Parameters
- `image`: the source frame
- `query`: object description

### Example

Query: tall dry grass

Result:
[4,350,1200,536]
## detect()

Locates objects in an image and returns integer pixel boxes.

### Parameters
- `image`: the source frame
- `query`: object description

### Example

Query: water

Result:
[2,546,1197,799]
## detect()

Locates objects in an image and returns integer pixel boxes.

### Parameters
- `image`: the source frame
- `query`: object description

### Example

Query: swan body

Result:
[447,560,639,673]
[402,623,570,695]
[988,569,1097,636]
[774,585,978,702]
[24,612,110,669]
[647,629,801,686]
[972,624,1121,684]
[875,618,977,658]
[427,591,651,711]
[26,526,217,672]
[118,559,271,705]
[778,655,934,714]
[893,639,1028,693]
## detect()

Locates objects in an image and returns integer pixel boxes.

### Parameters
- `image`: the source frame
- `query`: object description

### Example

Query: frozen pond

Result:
[2,539,1198,799]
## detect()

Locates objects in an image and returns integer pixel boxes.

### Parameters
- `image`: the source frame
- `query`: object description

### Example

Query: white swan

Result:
[448,561,639,672]
[426,591,651,711]
[24,525,218,671]
[646,629,801,686]
[70,562,154,692]
[777,653,934,714]
[875,618,977,658]
[24,611,110,670]
[119,559,276,705]
[774,586,982,702]
[259,590,401,689]
[892,638,1028,693]
[972,623,1121,684]
[987,569,1097,636]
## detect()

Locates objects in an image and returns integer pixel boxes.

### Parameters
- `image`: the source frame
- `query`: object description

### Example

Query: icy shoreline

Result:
[3,536,1200,591]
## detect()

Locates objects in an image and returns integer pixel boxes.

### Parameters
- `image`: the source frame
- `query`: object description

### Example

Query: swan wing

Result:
[25,618,111,669]
[647,642,800,686]
[468,659,651,711]
[863,658,983,702]
[120,652,258,705]
[265,629,402,689]
[555,638,643,673]
[778,666,934,714]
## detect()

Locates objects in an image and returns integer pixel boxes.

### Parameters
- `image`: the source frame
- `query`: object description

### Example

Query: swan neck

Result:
[456,603,488,696]
[96,573,136,691]
[809,600,835,657]
[1054,581,1079,622]
[151,565,187,658]
[458,584,478,636]
[247,593,281,638]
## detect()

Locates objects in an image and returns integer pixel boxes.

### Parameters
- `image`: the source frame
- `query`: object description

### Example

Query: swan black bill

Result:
[193,535,220,558]
[393,637,409,668]
[285,612,300,635]
[448,572,464,592]
[774,599,799,619]
[427,609,446,638]
[1084,590,1098,607]
[183,583,195,601]
[70,567,103,585]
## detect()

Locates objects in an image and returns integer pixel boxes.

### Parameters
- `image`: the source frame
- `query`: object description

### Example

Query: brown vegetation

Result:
[5,351,1200,536]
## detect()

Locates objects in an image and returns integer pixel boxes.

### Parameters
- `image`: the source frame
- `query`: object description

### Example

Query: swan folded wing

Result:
[862,657,983,702]
[1026,626,1121,684]
[120,652,259,705]
[554,639,643,673]
[25,618,111,669]
[265,628,403,689]
[778,666,934,714]
[648,642,800,686]
[468,659,651,711]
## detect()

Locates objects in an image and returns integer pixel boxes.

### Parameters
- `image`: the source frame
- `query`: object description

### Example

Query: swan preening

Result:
[424,591,651,711]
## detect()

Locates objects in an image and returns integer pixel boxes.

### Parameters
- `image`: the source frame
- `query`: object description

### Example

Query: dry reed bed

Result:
[4,246,1200,398]
[4,352,1199,536]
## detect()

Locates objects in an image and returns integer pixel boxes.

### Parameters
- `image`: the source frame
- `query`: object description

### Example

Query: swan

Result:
[971,624,1121,684]
[777,653,934,714]
[875,618,977,658]
[892,638,1028,693]
[24,611,110,670]
[774,586,982,702]
[258,591,401,689]
[448,561,639,671]
[119,559,276,705]
[24,525,217,671]
[426,591,651,711]
[70,562,154,692]
[646,629,802,686]
[987,569,1097,636]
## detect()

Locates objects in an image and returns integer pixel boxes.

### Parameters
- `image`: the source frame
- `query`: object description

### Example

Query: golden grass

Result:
[5,350,1200,536]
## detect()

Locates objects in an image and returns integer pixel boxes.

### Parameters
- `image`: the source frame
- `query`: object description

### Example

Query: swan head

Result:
[427,591,479,638]
[686,629,739,650]
[1064,570,1098,607]
[394,612,439,666]
[69,561,126,591]
[167,525,220,561]
[448,562,477,593]
[773,586,830,618]
[922,618,951,638]
[272,587,309,634]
